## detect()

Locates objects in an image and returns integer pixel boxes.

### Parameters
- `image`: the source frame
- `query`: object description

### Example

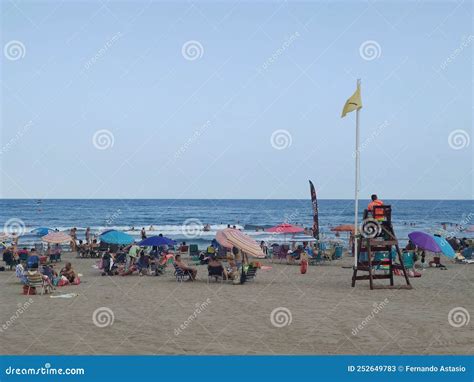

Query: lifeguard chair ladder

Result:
[351,205,412,290]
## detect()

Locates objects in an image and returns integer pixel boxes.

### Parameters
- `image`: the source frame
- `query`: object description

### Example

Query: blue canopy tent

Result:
[100,231,134,245]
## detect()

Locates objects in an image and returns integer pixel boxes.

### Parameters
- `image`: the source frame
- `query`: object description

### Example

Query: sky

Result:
[1,0,472,200]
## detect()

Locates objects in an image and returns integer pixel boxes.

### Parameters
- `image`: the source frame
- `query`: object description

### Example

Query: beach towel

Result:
[50,293,78,299]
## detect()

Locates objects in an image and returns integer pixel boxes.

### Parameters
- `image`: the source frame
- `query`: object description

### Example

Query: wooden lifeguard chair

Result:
[351,205,412,290]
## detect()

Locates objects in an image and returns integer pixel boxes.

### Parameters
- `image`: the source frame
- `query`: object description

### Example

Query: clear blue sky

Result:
[1,0,472,199]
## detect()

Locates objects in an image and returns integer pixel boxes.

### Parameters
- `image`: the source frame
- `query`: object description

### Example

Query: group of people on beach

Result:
[11,247,79,292]
[96,240,247,283]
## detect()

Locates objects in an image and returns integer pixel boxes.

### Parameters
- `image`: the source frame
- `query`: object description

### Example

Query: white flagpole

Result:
[354,78,361,269]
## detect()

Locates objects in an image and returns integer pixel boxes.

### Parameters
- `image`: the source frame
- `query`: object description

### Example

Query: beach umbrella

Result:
[42,231,72,244]
[100,230,134,245]
[100,229,116,235]
[216,230,233,248]
[138,236,176,246]
[216,229,265,258]
[408,231,455,259]
[31,227,53,236]
[265,223,304,234]
[330,224,355,233]
[433,236,456,259]
[265,223,305,243]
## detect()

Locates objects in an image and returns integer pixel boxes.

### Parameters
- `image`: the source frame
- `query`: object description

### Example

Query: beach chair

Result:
[207,265,224,283]
[50,251,61,262]
[462,247,473,259]
[308,251,323,265]
[189,244,199,258]
[332,246,343,260]
[240,264,257,284]
[402,252,415,269]
[25,272,50,295]
[173,263,189,282]
[2,251,16,270]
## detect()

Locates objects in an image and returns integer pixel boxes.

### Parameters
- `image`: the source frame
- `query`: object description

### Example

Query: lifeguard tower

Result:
[351,205,412,290]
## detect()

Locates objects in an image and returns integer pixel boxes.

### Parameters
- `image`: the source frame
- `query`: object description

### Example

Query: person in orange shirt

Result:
[368,194,384,220]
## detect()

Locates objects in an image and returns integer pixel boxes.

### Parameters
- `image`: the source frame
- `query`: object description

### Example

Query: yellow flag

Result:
[341,83,362,118]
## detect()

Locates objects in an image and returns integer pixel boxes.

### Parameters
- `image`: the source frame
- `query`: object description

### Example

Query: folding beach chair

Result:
[26,272,51,295]
[332,246,343,260]
[207,265,224,283]
[173,263,190,282]
[179,245,189,256]
[240,264,257,284]
[462,247,473,259]
[189,244,199,258]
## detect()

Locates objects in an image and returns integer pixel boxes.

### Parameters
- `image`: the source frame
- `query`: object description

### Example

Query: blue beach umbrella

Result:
[138,236,176,247]
[100,229,116,236]
[100,231,134,245]
[433,235,456,259]
[31,227,53,236]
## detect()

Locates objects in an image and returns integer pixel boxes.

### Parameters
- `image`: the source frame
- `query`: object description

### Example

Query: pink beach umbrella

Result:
[216,228,265,258]
[42,231,72,244]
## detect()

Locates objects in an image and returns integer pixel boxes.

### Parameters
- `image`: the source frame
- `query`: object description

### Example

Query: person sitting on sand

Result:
[174,254,197,281]
[226,253,238,280]
[232,246,242,268]
[136,251,150,276]
[287,246,303,264]
[208,254,228,279]
[60,262,76,283]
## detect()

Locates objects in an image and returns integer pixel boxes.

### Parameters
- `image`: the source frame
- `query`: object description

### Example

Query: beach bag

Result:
[73,276,81,285]
[300,259,308,274]
[233,271,241,285]
[58,276,69,287]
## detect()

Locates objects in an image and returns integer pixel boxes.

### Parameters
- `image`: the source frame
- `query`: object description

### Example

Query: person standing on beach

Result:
[85,227,91,245]
[69,227,77,251]
[368,194,384,220]
[141,227,147,240]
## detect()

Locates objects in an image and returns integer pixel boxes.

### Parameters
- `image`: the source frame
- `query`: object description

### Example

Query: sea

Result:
[0,199,472,248]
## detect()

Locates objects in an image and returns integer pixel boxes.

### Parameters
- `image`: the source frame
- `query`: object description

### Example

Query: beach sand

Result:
[0,252,472,355]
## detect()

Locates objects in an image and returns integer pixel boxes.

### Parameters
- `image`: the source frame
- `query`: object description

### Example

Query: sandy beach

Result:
[0,252,472,355]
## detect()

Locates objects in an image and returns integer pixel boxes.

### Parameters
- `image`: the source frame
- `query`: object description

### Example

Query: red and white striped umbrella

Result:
[216,228,265,258]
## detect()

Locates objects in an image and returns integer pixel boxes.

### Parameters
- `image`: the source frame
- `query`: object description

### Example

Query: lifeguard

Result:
[368,194,384,220]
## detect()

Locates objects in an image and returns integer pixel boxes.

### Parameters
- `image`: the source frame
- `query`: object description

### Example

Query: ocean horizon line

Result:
[0,198,472,202]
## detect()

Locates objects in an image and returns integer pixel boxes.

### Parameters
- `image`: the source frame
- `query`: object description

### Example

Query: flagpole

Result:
[354,78,361,269]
